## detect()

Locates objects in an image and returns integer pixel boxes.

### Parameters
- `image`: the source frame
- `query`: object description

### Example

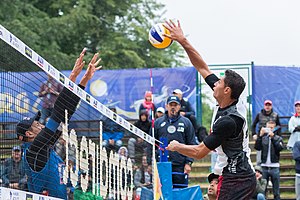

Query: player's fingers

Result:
[78,48,86,63]
[164,21,172,29]
[169,19,176,27]
[163,33,172,39]
[81,47,87,55]
[93,58,102,67]
[79,61,85,69]
[177,20,181,28]
[90,53,99,64]
[95,66,102,70]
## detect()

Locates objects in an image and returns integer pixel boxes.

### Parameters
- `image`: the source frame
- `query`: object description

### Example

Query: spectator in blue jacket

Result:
[293,141,300,200]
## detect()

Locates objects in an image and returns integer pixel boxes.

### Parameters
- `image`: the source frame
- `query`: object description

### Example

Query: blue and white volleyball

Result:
[148,23,173,49]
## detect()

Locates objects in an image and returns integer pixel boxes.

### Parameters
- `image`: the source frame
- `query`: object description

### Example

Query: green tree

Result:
[201,87,213,130]
[0,0,185,71]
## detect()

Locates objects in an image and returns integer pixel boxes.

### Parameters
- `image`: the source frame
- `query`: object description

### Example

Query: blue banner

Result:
[0,67,197,122]
[252,65,300,122]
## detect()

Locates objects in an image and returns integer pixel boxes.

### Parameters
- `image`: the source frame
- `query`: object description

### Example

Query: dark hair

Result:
[267,120,276,125]
[224,69,246,100]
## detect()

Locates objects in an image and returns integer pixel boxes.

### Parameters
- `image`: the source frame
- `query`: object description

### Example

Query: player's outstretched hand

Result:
[166,140,180,151]
[79,52,102,87]
[69,48,87,82]
[163,20,186,44]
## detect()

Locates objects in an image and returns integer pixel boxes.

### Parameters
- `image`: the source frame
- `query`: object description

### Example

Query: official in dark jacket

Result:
[151,95,196,188]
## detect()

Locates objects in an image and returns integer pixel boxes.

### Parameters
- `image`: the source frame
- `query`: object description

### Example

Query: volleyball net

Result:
[0,25,156,199]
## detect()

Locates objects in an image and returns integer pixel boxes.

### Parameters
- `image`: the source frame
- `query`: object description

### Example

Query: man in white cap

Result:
[155,107,165,119]
[172,88,198,135]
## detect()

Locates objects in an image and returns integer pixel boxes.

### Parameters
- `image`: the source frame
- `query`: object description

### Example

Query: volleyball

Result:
[148,23,173,49]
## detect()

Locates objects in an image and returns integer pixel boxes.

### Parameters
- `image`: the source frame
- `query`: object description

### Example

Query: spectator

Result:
[101,107,124,152]
[203,173,219,200]
[150,95,196,188]
[287,101,300,150]
[1,146,27,190]
[133,155,152,199]
[254,120,284,200]
[292,141,300,200]
[118,146,128,160]
[38,74,63,124]
[172,89,198,132]
[155,107,165,119]
[252,100,281,165]
[251,166,267,200]
[133,155,152,189]
[139,91,156,119]
[128,110,151,164]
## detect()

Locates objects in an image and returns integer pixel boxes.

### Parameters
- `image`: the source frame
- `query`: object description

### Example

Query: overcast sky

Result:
[158,0,300,66]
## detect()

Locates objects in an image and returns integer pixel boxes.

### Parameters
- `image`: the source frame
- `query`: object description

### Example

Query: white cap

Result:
[173,89,183,95]
[156,107,165,113]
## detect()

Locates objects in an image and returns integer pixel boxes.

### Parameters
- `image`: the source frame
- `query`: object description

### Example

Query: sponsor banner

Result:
[0,187,62,200]
[252,65,300,127]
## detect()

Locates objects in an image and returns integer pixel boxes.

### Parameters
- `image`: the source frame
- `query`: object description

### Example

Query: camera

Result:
[264,127,271,134]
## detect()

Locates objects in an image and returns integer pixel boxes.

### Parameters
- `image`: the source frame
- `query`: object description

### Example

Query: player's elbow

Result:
[195,152,205,160]
[194,143,210,159]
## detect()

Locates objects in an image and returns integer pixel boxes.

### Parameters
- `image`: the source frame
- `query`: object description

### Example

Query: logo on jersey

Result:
[167,125,176,134]
[177,127,184,132]
[160,122,166,127]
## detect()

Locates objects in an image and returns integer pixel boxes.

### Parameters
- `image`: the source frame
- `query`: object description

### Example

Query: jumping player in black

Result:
[164,20,256,200]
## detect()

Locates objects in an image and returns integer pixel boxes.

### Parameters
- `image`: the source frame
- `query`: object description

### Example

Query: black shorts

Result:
[217,173,256,200]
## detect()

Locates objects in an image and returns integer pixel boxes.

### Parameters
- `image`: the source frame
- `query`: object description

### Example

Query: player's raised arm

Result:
[163,20,212,79]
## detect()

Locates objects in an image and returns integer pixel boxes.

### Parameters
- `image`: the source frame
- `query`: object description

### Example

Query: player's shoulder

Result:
[214,115,236,128]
